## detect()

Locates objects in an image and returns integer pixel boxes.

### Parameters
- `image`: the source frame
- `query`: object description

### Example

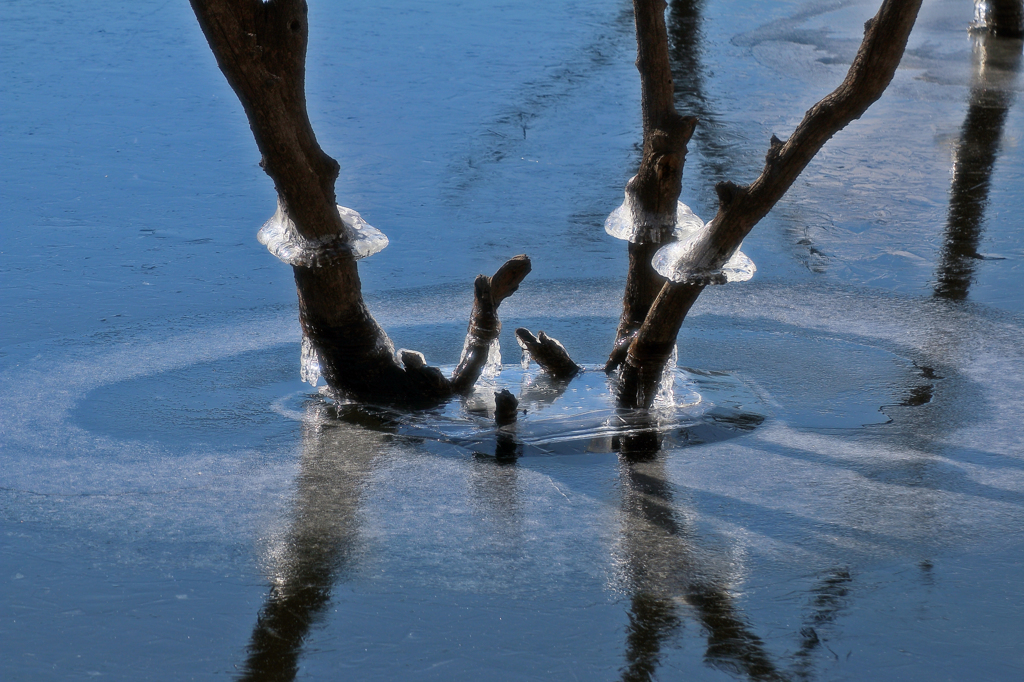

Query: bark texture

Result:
[190,0,528,405]
[515,328,581,380]
[608,0,698,372]
[450,256,532,393]
[618,0,924,407]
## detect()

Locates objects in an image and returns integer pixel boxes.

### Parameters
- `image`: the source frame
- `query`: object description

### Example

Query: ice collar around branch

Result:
[605,185,754,284]
[258,200,388,268]
[604,181,693,243]
[652,213,756,285]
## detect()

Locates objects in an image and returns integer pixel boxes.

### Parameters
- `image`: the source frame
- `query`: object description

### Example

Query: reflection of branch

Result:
[622,592,682,682]
[689,587,782,681]
[668,0,707,117]
[935,33,1022,300]
[667,0,737,182]
[617,425,785,681]
[792,568,852,680]
[239,406,384,680]
[240,562,333,681]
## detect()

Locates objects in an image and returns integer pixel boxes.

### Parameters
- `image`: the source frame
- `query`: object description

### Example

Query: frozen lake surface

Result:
[3,0,1024,679]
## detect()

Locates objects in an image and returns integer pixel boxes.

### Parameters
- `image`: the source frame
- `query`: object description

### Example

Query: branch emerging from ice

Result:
[515,329,581,380]
[605,183,697,244]
[450,255,532,393]
[619,0,924,409]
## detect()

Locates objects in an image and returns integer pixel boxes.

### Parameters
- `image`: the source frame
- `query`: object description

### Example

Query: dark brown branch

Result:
[494,389,519,427]
[190,0,342,241]
[190,1,531,406]
[450,256,532,393]
[619,0,924,407]
[984,0,1024,38]
[608,0,698,372]
[515,329,581,380]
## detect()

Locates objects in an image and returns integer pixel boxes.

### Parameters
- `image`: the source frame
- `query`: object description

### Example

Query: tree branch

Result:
[619,0,924,407]
[191,1,531,406]
[449,256,532,393]
[515,329,581,380]
[608,0,698,372]
[190,0,342,240]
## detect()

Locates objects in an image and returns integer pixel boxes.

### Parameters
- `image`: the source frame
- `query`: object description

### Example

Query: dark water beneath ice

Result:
[3,0,1024,680]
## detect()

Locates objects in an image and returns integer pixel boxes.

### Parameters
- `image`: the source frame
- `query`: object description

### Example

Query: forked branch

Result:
[450,256,532,393]
[619,0,924,407]
[515,329,581,380]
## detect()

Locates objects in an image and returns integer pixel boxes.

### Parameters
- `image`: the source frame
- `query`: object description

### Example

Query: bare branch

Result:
[190,1,533,406]
[450,256,532,393]
[494,389,519,427]
[189,0,343,241]
[620,0,924,407]
[608,0,698,372]
[515,329,581,379]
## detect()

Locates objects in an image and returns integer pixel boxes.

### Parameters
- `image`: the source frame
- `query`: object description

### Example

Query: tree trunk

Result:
[607,0,697,372]
[189,0,527,406]
[982,0,1024,37]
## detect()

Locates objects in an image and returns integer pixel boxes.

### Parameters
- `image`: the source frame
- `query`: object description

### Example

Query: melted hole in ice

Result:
[272,364,767,458]
[258,202,388,267]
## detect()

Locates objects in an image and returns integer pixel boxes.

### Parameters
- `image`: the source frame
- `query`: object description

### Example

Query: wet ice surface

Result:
[273,363,762,459]
[5,284,1024,680]
[4,0,1024,680]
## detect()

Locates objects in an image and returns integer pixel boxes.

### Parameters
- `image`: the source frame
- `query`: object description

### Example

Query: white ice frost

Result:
[605,186,754,284]
[604,182,691,243]
[653,344,678,408]
[482,338,502,378]
[258,199,388,267]
[652,216,756,285]
[300,335,321,387]
[970,0,990,30]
